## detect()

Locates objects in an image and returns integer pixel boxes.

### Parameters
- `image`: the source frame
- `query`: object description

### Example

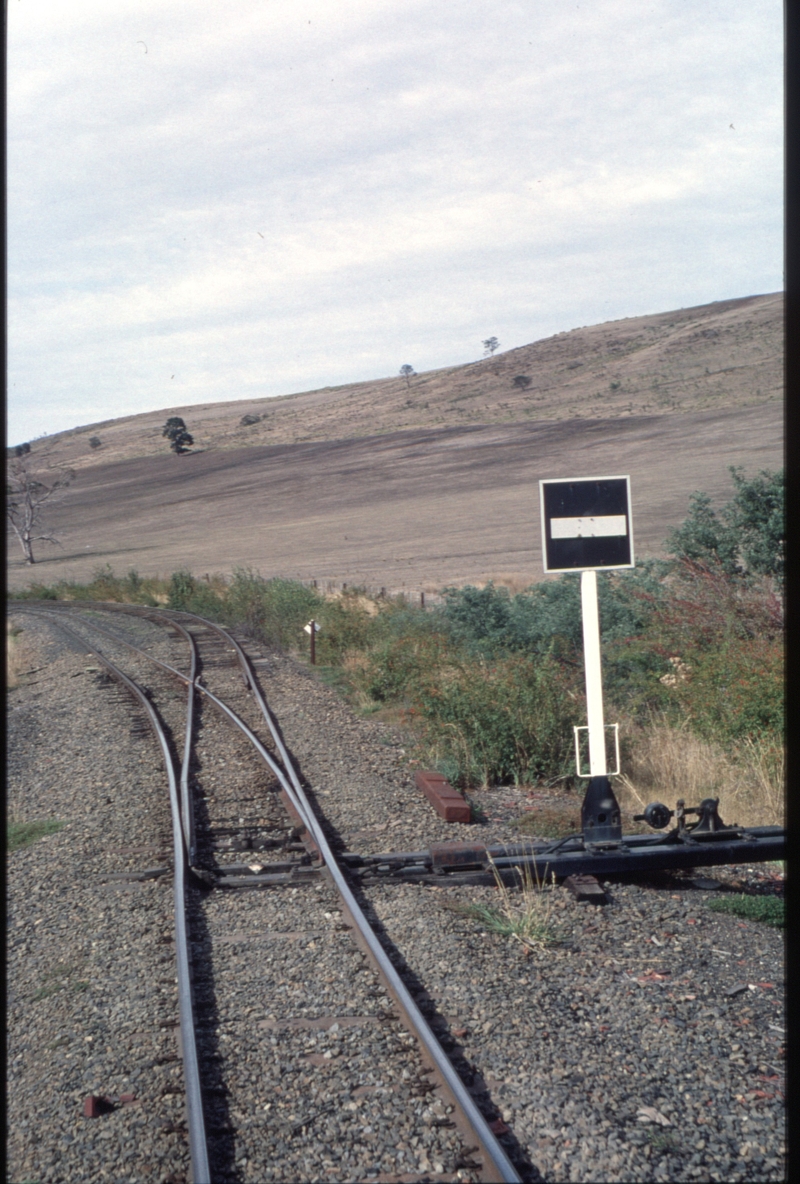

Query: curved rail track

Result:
[13,601,522,1184]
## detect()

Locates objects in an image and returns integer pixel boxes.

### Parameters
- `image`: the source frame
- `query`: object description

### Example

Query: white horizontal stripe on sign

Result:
[550,515,627,539]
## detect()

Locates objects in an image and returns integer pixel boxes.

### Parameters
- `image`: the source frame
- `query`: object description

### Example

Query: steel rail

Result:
[25,610,211,1184]
[16,604,203,866]
[177,620,199,866]
[161,611,524,1183]
[38,607,321,840]
[26,603,522,1182]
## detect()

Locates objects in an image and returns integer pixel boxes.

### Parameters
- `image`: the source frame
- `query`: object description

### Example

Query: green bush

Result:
[183,583,228,620]
[666,466,784,584]
[314,592,377,663]
[165,570,227,618]
[727,467,784,582]
[225,569,321,648]
[412,653,577,787]
[167,569,200,611]
[670,635,784,744]
[15,583,59,600]
[353,630,455,704]
[38,568,165,607]
[124,569,142,596]
[438,563,666,661]
[624,560,784,742]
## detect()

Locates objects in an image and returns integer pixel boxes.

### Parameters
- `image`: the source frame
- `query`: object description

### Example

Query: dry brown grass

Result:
[617,718,784,829]
[6,621,31,691]
[478,574,534,595]
[449,857,563,953]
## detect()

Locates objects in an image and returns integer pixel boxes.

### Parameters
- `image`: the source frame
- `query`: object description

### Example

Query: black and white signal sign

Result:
[539,476,634,573]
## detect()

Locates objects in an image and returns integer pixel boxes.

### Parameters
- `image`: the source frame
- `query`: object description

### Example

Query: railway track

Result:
[13,601,522,1184]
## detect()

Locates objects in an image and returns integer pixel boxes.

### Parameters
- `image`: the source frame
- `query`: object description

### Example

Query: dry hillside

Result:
[7,293,783,594]
[19,293,782,474]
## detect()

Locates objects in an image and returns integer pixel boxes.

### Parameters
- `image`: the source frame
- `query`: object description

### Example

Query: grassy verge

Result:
[10,554,783,819]
[615,720,784,830]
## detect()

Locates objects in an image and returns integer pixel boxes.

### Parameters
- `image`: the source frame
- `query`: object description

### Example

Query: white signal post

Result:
[580,570,606,776]
[539,476,633,809]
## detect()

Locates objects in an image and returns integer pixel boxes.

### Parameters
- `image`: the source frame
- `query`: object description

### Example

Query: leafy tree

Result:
[726,467,784,581]
[6,459,73,564]
[399,364,416,387]
[665,491,739,573]
[666,467,784,583]
[162,416,194,454]
[512,375,531,389]
[88,437,102,449]
[482,336,500,357]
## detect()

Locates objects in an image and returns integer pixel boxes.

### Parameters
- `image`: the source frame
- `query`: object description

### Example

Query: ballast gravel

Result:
[7,611,189,1184]
[7,608,785,1183]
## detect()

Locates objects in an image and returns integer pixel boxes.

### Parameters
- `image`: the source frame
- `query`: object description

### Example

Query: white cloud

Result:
[7,0,782,442]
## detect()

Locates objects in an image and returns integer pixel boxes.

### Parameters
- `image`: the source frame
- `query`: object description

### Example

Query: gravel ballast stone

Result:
[7,608,785,1183]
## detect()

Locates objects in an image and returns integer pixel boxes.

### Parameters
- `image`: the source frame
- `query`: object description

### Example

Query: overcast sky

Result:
[7,0,783,445]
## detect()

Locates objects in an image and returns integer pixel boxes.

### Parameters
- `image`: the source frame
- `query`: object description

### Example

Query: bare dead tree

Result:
[6,459,74,565]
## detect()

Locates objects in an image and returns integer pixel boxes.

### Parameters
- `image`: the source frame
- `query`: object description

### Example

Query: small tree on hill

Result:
[399,364,416,388]
[482,336,500,357]
[6,458,73,564]
[162,416,194,454]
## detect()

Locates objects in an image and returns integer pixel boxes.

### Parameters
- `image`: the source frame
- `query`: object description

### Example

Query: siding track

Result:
[12,602,521,1184]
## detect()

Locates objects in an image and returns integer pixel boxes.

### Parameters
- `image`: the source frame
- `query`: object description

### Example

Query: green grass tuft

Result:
[646,1130,680,1153]
[7,819,64,852]
[450,858,563,951]
[706,893,784,928]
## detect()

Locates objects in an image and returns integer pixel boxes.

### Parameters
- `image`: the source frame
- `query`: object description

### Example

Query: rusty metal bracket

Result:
[430,842,489,873]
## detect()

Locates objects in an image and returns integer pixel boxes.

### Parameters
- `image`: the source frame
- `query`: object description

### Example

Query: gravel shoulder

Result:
[7,613,785,1183]
[7,611,190,1183]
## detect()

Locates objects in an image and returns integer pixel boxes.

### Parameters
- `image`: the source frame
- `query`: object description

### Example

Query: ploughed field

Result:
[6,403,783,594]
[7,292,783,593]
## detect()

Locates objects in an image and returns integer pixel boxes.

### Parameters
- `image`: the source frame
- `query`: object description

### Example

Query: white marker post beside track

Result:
[540,476,634,843]
[304,619,321,664]
[580,569,606,777]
